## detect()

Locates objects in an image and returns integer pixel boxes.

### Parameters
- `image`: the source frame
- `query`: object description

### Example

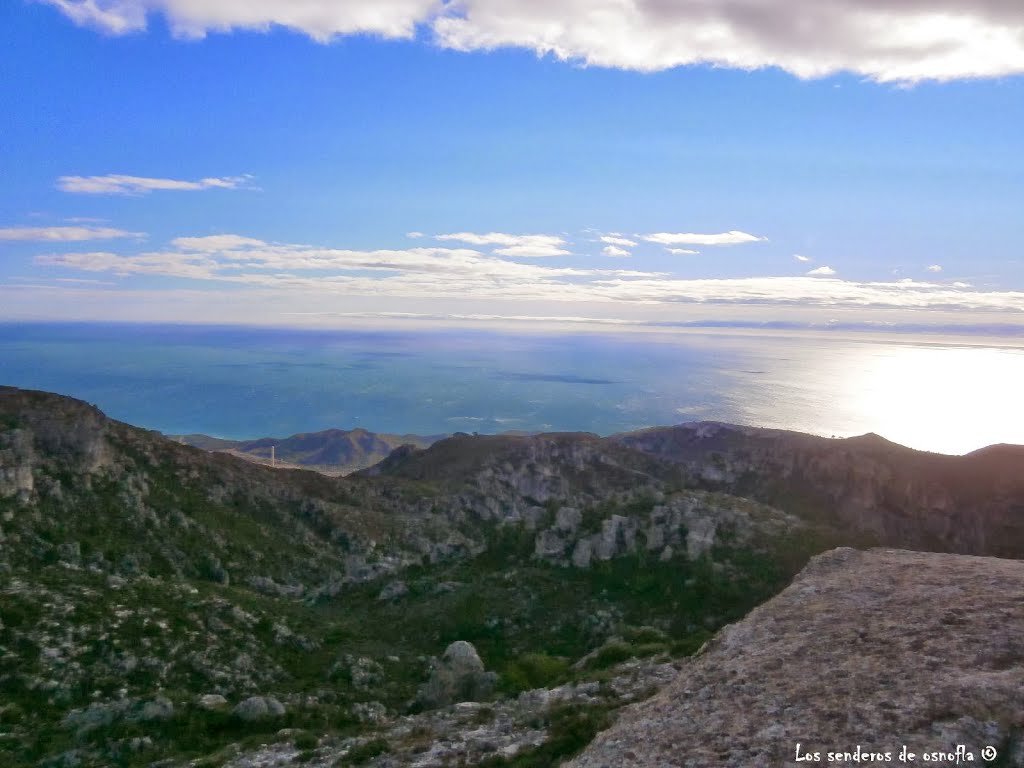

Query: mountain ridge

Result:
[170,427,446,476]
[3,385,1024,767]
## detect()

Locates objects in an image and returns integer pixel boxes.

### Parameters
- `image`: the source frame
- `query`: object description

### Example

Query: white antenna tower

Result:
[271,445,276,468]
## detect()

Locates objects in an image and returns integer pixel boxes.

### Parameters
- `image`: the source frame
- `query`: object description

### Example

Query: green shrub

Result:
[670,629,712,657]
[479,704,610,768]
[340,737,389,766]
[472,706,497,725]
[582,642,634,671]
[502,653,570,693]
[620,626,669,645]
[293,731,318,750]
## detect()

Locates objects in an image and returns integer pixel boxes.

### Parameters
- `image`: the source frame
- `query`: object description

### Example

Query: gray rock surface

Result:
[533,493,801,568]
[417,641,498,709]
[233,696,286,721]
[133,696,174,722]
[614,421,1024,557]
[196,694,230,711]
[219,657,679,768]
[567,548,1024,768]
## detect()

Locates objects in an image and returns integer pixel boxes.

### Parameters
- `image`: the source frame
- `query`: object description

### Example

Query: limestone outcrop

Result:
[567,548,1024,768]
[416,641,498,709]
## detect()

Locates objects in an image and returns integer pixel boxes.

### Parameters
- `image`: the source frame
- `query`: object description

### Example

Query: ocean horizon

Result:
[2,321,1022,456]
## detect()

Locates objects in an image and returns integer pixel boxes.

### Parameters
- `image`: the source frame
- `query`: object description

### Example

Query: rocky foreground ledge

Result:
[568,548,1024,768]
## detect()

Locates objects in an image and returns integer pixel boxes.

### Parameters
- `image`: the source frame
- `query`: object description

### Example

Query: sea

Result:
[2,322,1023,456]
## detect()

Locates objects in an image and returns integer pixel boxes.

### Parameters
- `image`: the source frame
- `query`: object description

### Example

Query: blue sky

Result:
[2,0,1023,332]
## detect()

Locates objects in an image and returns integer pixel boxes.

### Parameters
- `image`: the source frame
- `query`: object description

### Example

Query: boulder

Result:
[378,580,409,601]
[196,694,230,711]
[233,696,286,721]
[571,538,593,568]
[417,641,497,709]
[534,529,567,559]
[133,696,174,722]
[555,506,582,534]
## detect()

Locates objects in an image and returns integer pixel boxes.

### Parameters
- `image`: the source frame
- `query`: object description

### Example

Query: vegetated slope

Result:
[613,421,1024,557]
[568,547,1024,768]
[173,428,444,475]
[4,387,1022,767]
[0,387,820,768]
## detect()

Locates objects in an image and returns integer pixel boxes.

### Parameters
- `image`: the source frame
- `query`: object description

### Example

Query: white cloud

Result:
[435,232,570,257]
[927,264,944,273]
[57,173,254,195]
[405,231,425,239]
[643,231,766,246]
[434,232,564,247]
[602,246,631,258]
[33,235,647,292]
[43,1,1024,82]
[493,244,572,258]
[54,277,118,285]
[0,225,141,241]
[32,231,1024,316]
[666,248,700,256]
[433,1,1024,83]
[600,235,636,248]
[794,254,812,263]
[172,234,268,251]
[41,0,435,40]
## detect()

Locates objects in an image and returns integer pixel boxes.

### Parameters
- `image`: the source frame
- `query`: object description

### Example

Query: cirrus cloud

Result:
[434,231,571,257]
[642,231,766,246]
[57,173,255,195]
[0,225,142,241]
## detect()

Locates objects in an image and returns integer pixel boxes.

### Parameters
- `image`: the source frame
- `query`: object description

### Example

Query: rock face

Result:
[417,641,498,709]
[531,494,802,568]
[568,548,1024,768]
[614,422,1024,557]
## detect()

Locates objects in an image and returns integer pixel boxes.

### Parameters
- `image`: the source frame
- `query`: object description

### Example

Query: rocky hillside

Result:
[0,387,816,768]
[568,547,1024,768]
[173,428,444,476]
[4,386,1023,767]
[614,422,1024,557]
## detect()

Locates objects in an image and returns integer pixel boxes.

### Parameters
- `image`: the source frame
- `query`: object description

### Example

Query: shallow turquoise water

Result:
[2,322,1022,455]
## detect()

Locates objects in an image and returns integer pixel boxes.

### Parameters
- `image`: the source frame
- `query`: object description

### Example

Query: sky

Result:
[2,0,1024,333]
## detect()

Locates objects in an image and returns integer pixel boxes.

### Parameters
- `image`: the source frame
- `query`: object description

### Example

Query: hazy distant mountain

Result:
[171,427,446,475]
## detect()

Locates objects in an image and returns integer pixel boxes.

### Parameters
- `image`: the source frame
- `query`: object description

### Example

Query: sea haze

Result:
[1,322,1021,456]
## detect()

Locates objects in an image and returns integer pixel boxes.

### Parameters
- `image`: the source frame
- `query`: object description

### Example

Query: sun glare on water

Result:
[838,343,1024,455]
